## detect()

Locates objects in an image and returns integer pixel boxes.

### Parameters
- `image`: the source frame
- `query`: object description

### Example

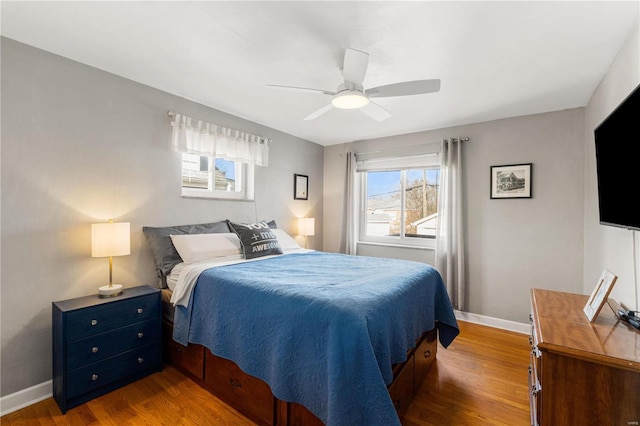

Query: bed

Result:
[144,220,459,426]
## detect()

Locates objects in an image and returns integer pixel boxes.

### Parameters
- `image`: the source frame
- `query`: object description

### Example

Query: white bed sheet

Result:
[166,262,184,291]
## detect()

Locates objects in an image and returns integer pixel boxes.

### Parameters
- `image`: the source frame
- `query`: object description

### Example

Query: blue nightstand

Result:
[52,285,162,413]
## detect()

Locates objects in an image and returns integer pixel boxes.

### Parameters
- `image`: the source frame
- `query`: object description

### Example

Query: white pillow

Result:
[272,229,301,251]
[170,233,241,264]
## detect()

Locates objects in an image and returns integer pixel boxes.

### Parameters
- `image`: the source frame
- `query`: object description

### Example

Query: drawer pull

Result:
[91,374,99,381]
[137,308,144,314]
[137,332,144,338]
[92,346,99,353]
[531,385,539,396]
[532,346,541,358]
[229,379,242,388]
[91,319,98,326]
[138,357,144,364]
[423,350,432,359]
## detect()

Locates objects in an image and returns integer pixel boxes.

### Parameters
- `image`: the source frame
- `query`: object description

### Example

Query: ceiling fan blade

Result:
[366,79,441,98]
[267,84,335,96]
[304,103,334,121]
[360,101,391,122]
[342,48,369,86]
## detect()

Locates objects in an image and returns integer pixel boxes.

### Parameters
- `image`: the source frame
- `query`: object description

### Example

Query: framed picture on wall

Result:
[490,163,532,199]
[294,174,308,200]
[583,269,618,322]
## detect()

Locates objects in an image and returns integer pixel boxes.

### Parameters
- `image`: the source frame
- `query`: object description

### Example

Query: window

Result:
[181,153,254,200]
[171,112,269,201]
[358,153,440,248]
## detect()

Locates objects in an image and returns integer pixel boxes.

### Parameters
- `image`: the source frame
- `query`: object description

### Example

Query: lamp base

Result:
[98,284,123,298]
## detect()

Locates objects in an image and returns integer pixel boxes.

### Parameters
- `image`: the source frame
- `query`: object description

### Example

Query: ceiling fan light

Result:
[332,91,369,109]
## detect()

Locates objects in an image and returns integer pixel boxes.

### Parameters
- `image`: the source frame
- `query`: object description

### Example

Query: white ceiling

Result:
[1,1,638,146]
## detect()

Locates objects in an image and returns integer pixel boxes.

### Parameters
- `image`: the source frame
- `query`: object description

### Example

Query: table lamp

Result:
[92,221,130,297]
[298,217,315,249]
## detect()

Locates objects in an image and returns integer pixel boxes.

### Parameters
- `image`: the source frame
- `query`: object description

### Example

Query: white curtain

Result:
[435,138,465,310]
[344,152,358,255]
[171,113,270,166]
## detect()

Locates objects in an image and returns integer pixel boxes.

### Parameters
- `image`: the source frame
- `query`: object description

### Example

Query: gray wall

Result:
[0,38,323,396]
[584,23,640,310]
[324,108,586,324]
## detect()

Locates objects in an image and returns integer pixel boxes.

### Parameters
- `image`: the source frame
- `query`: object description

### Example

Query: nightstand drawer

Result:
[66,293,158,341]
[67,318,160,369]
[66,342,161,399]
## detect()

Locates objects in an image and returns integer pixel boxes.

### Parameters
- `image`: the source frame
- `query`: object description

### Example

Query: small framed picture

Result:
[583,269,618,322]
[294,174,308,200]
[490,163,532,199]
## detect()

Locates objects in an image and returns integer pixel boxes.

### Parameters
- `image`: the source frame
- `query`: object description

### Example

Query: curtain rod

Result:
[337,137,469,157]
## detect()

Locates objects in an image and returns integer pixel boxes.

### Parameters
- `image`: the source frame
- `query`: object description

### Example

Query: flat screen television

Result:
[594,83,640,231]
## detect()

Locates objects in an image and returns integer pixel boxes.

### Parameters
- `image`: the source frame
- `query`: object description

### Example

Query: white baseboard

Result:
[454,310,530,334]
[0,313,528,416]
[0,380,52,417]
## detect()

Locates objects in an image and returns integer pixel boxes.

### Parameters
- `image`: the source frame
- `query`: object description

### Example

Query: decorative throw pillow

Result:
[228,220,283,259]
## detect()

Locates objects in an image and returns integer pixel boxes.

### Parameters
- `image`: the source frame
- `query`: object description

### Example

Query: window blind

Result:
[356,153,440,172]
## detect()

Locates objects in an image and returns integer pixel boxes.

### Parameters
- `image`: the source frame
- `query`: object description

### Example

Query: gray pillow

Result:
[143,220,231,288]
[228,220,283,259]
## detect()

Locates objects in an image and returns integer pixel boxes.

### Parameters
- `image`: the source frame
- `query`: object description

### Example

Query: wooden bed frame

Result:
[162,319,438,425]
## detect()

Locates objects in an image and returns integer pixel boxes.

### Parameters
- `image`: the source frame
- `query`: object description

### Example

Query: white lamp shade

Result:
[92,222,131,257]
[298,218,315,236]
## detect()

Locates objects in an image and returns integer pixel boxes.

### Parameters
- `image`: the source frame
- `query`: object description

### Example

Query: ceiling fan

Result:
[268,48,441,122]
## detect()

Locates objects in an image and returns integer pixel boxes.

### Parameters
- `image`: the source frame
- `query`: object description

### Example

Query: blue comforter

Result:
[173,251,459,426]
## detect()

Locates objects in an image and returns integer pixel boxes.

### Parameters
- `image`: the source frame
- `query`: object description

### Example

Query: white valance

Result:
[170,113,270,167]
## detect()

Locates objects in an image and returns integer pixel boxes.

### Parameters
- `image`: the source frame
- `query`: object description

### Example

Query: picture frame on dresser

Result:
[583,269,618,322]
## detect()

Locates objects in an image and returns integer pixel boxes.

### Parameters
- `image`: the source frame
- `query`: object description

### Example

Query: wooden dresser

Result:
[529,288,640,426]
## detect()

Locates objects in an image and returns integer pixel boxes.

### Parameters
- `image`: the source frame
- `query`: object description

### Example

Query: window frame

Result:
[181,153,255,201]
[357,159,440,249]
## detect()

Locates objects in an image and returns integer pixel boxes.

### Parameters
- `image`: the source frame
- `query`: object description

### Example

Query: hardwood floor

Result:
[1,321,531,425]
[403,321,531,426]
